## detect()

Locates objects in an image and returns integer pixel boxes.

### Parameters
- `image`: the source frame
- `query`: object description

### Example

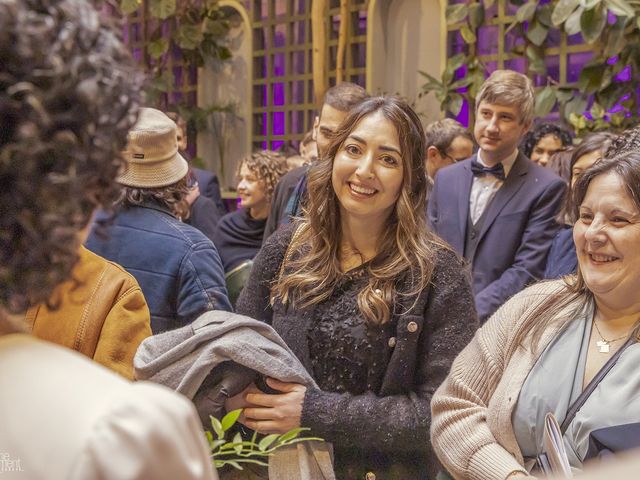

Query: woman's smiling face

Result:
[331,111,404,226]
[573,171,640,304]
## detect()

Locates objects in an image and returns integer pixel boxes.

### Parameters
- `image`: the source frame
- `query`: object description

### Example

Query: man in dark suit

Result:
[428,70,566,322]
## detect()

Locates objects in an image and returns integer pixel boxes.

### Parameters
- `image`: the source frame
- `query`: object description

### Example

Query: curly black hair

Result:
[0,0,144,313]
[520,122,573,159]
[604,125,640,158]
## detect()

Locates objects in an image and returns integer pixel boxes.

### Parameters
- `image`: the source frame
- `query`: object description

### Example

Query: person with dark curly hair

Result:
[520,122,573,166]
[0,0,218,478]
[86,108,232,333]
[212,150,288,273]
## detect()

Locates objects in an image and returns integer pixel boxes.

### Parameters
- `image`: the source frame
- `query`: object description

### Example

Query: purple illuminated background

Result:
[448,5,633,127]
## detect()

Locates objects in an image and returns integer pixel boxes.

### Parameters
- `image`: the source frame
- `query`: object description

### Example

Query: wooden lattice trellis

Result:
[250,0,369,151]
[447,0,594,123]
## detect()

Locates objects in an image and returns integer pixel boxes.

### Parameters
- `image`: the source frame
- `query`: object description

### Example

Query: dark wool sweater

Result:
[236,224,479,479]
[212,208,266,273]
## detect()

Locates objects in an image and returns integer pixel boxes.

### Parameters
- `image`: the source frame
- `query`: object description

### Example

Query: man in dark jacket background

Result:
[86,108,232,333]
[428,71,566,322]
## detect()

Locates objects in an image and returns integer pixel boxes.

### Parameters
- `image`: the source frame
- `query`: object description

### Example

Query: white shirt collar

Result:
[477,148,519,177]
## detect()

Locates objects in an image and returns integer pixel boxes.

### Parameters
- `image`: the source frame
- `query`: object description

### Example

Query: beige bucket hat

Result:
[117,107,189,188]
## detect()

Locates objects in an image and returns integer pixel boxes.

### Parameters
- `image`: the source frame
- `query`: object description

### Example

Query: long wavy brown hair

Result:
[271,96,448,324]
[509,151,640,356]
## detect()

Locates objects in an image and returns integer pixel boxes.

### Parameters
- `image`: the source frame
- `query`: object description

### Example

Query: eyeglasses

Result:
[439,150,467,163]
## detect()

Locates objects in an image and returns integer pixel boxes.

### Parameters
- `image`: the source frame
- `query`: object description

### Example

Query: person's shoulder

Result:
[193,167,216,183]
[263,221,297,253]
[431,243,466,271]
[505,278,568,312]
[522,154,565,186]
[425,244,472,293]
[279,165,308,187]
[439,156,473,177]
[80,246,142,290]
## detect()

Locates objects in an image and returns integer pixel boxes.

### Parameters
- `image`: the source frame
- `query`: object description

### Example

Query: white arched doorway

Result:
[197,1,252,190]
[367,0,446,126]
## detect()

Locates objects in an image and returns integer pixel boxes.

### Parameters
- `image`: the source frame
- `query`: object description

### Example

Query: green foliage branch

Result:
[207,409,324,471]
[116,0,233,107]
[421,0,640,136]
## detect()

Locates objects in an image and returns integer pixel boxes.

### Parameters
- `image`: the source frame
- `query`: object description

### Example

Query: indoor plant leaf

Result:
[534,86,557,117]
[446,4,468,25]
[147,38,169,59]
[552,0,580,25]
[580,4,607,43]
[564,6,584,34]
[516,1,538,22]
[149,0,176,20]
[120,0,141,15]
[221,409,243,432]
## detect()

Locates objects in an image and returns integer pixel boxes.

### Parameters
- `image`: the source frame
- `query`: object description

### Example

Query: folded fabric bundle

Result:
[134,310,335,480]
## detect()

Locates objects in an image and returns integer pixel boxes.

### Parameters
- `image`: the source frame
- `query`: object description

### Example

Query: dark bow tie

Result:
[470,159,506,181]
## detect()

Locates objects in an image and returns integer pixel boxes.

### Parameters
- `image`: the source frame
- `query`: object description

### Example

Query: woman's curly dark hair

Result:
[604,125,640,158]
[0,0,144,313]
[520,122,573,158]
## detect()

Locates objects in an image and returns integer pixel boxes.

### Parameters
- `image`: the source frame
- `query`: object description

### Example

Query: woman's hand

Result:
[241,378,307,434]
[224,382,260,413]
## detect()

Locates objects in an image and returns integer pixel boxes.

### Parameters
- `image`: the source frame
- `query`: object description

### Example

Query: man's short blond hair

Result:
[476,70,535,125]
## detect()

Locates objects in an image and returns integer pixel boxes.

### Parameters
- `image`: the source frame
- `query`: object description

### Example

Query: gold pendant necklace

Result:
[592,316,637,354]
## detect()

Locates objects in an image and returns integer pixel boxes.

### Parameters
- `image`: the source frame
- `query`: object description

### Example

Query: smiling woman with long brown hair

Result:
[233,95,478,478]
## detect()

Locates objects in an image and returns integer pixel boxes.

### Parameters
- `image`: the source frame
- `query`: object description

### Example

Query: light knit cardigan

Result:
[431,279,579,480]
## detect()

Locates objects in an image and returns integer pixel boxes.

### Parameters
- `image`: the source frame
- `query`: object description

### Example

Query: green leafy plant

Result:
[207,409,324,471]
[113,0,233,106]
[421,0,640,135]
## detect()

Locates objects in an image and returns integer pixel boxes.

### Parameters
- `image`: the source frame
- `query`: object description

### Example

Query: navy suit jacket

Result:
[193,167,227,217]
[427,151,566,322]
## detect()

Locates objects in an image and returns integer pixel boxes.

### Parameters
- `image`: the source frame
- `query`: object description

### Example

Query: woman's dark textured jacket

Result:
[236,225,479,479]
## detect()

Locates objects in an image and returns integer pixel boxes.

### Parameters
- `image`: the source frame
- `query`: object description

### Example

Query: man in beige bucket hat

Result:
[86,108,232,333]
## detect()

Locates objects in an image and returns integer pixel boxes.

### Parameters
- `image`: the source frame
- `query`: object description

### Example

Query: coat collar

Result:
[477,151,529,241]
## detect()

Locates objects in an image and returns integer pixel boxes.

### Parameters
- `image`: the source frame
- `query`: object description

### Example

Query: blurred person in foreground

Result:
[0,0,217,478]
[432,152,640,478]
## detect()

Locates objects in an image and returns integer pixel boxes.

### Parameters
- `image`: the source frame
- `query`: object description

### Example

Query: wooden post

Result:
[336,0,349,84]
[311,0,328,108]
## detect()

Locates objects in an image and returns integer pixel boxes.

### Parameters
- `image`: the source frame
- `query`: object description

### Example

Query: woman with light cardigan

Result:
[431,151,640,479]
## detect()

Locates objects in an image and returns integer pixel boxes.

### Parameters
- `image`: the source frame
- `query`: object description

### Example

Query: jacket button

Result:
[388,337,396,348]
[407,321,418,333]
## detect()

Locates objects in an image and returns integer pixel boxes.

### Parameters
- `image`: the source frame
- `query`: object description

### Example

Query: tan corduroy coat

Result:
[431,280,578,480]
[25,246,151,379]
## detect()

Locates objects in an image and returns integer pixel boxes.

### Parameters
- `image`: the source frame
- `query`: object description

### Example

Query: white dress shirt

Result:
[469,149,519,224]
